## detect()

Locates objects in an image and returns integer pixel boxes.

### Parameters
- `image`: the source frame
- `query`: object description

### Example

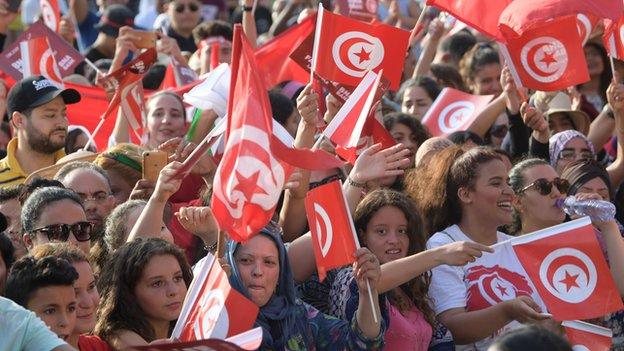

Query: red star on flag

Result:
[354,47,371,64]
[495,283,509,297]
[540,50,557,68]
[559,270,580,292]
[232,170,266,201]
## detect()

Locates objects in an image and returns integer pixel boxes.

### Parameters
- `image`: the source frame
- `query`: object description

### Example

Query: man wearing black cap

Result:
[84,4,136,64]
[0,76,81,187]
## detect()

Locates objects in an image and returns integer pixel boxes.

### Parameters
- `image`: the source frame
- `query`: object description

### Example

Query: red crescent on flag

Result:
[545,254,591,290]
[526,42,556,78]
[41,49,62,83]
[338,37,373,74]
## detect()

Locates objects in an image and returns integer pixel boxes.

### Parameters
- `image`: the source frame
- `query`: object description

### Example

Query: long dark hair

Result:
[95,238,192,343]
[354,189,435,326]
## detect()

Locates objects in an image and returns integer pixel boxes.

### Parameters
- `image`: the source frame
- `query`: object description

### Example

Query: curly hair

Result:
[94,238,192,343]
[406,146,501,236]
[383,112,431,149]
[31,242,88,264]
[353,189,435,326]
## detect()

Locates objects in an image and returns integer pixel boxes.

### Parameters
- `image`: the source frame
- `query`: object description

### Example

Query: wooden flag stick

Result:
[216,230,226,258]
[83,117,106,151]
[309,3,325,84]
[610,55,618,84]
[408,5,428,45]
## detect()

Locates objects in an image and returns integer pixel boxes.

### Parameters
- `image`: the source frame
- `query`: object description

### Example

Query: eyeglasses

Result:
[31,222,93,242]
[559,149,593,162]
[174,2,199,12]
[78,192,112,204]
[518,178,570,196]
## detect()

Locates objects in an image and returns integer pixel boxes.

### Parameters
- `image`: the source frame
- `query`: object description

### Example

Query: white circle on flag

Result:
[477,274,518,306]
[313,203,333,257]
[40,0,57,32]
[619,24,624,50]
[572,345,590,351]
[538,247,597,304]
[576,14,591,44]
[40,49,62,84]
[438,101,475,134]
[194,289,229,339]
[331,31,384,78]
[520,36,568,83]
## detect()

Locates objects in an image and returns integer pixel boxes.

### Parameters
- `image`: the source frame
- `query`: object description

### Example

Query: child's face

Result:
[27,285,77,341]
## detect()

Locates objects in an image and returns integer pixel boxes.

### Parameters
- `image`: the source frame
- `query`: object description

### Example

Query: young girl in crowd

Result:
[383,113,431,166]
[94,238,192,349]
[408,146,548,350]
[31,243,108,350]
[226,222,385,350]
[329,188,491,350]
[397,77,441,120]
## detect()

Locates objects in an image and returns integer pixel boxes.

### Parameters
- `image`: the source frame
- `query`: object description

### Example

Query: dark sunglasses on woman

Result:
[175,2,199,12]
[518,178,570,196]
[31,221,93,242]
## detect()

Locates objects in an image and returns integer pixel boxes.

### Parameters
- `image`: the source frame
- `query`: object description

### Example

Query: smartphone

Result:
[7,0,21,13]
[142,151,168,182]
[130,30,157,49]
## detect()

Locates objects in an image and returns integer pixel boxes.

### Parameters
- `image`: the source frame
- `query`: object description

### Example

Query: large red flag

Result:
[211,26,295,242]
[322,70,385,164]
[603,16,624,60]
[254,15,314,88]
[19,36,63,85]
[312,7,409,90]
[421,87,494,136]
[499,16,590,92]
[511,217,623,321]
[425,0,510,41]
[562,320,612,351]
[305,180,358,281]
[65,83,112,152]
[498,0,623,38]
[172,254,258,341]
[40,0,60,33]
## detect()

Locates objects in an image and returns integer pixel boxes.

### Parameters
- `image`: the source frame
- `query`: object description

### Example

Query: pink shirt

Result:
[384,302,433,351]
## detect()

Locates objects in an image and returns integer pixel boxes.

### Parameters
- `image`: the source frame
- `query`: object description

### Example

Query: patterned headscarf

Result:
[549,130,595,167]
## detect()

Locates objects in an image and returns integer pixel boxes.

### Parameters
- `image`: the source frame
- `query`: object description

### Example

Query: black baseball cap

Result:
[7,75,81,118]
[95,5,136,37]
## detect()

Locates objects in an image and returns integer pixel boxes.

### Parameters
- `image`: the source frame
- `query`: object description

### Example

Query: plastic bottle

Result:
[556,196,616,222]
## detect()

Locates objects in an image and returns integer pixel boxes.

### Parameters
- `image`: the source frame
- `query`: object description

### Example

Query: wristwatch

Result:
[242,5,253,11]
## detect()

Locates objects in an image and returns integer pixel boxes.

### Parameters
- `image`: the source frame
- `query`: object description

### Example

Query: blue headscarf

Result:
[226,222,310,349]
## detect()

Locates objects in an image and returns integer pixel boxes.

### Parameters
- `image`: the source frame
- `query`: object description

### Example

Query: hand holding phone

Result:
[142,151,169,182]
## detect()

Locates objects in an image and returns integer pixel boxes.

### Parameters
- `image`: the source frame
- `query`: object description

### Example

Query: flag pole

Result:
[309,4,324,84]
[339,181,379,324]
[497,42,529,102]
[83,117,106,151]
[408,5,428,45]
[608,34,618,84]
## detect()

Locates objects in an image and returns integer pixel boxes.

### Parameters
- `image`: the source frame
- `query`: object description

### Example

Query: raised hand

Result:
[350,143,411,185]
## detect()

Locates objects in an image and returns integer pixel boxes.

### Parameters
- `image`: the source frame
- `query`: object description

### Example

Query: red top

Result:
[78,335,113,351]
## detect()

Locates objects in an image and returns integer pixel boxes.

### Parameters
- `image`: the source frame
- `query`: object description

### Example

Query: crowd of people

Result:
[0,0,623,350]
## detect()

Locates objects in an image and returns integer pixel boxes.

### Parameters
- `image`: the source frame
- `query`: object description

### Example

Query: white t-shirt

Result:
[426,224,513,351]
[0,296,67,351]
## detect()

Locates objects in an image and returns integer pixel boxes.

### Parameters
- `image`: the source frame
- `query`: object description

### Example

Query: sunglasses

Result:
[31,221,93,242]
[174,2,199,12]
[519,178,570,196]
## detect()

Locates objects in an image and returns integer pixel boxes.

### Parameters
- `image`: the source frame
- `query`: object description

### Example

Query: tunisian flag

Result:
[322,70,389,164]
[425,0,510,41]
[254,14,314,88]
[562,320,613,351]
[172,254,258,341]
[19,37,63,85]
[499,16,590,92]
[511,217,623,321]
[40,0,60,33]
[305,180,358,281]
[421,87,493,137]
[603,16,624,60]
[312,6,409,90]
[498,0,624,38]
